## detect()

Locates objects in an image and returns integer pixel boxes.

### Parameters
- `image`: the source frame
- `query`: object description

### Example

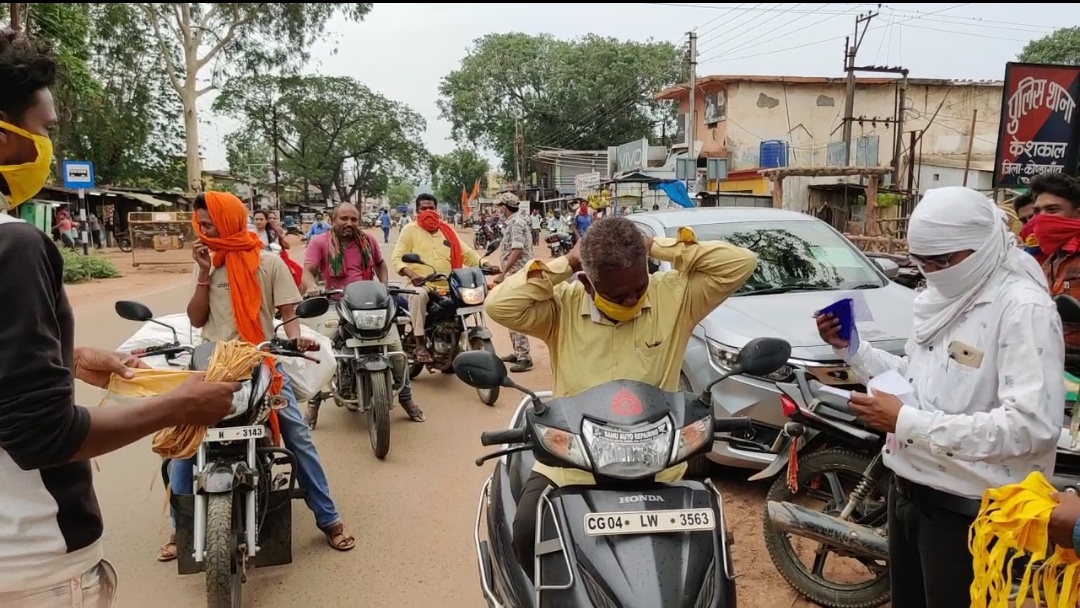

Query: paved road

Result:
[77,229,525,607]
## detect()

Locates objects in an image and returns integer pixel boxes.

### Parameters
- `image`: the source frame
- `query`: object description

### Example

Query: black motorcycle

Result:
[459,337,793,607]
[398,240,501,406]
[114,230,133,253]
[545,233,572,257]
[116,297,329,608]
[764,371,890,608]
[307,281,412,459]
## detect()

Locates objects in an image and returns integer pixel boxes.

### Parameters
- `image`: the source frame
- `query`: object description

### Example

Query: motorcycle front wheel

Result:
[365,370,392,459]
[205,493,242,608]
[470,338,500,406]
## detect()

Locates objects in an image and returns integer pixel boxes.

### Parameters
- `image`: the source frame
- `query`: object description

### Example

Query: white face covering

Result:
[907,187,1047,344]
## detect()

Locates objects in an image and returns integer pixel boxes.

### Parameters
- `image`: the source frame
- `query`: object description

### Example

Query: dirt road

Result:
[73,228,842,607]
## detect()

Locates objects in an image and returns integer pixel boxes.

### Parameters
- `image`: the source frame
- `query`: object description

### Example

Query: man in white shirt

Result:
[816,187,1063,608]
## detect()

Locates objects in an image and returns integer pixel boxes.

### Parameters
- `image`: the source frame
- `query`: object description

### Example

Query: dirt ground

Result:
[70,227,871,608]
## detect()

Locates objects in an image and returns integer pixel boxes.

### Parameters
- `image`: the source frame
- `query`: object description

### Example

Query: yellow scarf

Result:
[969,471,1080,607]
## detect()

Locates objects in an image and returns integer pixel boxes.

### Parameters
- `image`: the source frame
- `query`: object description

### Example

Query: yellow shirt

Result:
[391,223,482,289]
[485,232,758,486]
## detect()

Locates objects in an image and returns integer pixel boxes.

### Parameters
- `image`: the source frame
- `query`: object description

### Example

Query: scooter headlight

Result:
[459,286,485,305]
[581,417,673,480]
[351,309,388,330]
[534,423,592,470]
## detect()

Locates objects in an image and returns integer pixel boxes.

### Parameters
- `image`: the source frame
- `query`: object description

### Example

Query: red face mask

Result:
[417,209,441,232]
[1023,213,1080,256]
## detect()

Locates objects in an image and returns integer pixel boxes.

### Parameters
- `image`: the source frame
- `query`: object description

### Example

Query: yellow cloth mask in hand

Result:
[969,471,1080,608]
[0,119,53,209]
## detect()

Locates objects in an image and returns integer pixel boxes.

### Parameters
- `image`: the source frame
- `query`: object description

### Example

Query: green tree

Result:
[13,4,185,189]
[1019,27,1080,65]
[386,179,415,207]
[135,3,374,193]
[438,33,685,174]
[214,74,428,203]
[430,148,490,209]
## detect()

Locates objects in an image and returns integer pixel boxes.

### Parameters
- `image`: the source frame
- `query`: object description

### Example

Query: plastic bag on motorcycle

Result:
[273,323,335,402]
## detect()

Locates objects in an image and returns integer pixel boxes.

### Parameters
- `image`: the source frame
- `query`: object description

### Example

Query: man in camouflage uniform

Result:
[492,192,534,372]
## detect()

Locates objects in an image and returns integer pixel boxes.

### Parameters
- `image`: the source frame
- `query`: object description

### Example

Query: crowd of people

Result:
[7,26,1080,608]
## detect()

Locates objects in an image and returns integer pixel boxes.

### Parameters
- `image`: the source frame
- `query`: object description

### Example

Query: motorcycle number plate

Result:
[457,305,484,316]
[583,508,715,537]
[204,425,266,443]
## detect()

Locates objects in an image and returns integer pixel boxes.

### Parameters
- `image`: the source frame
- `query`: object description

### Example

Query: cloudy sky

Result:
[197,2,1075,171]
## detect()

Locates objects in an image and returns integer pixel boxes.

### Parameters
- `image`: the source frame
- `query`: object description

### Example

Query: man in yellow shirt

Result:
[391,193,492,362]
[485,215,757,570]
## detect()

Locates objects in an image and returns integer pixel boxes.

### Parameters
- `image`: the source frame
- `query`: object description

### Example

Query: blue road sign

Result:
[61,160,95,190]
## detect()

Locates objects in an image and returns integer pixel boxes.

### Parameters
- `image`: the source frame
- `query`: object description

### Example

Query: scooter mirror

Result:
[295,297,330,319]
[402,253,423,264]
[485,238,502,256]
[115,300,154,322]
[737,337,793,378]
[453,350,508,390]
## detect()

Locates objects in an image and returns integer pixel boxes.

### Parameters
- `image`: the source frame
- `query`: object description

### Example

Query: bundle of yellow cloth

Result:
[969,471,1080,607]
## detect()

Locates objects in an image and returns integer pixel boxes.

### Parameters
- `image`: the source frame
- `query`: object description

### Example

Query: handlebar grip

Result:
[480,428,525,446]
[713,417,753,434]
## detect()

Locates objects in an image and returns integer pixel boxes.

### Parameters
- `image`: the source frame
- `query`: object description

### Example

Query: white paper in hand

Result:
[867,370,918,406]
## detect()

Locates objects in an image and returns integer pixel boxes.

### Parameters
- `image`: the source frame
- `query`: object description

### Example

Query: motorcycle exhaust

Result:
[767,501,889,561]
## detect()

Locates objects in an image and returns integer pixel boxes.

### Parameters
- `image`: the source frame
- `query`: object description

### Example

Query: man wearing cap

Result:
[492,192,535,372]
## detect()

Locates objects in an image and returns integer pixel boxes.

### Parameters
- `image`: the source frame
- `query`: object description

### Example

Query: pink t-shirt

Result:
[304,231,384,290]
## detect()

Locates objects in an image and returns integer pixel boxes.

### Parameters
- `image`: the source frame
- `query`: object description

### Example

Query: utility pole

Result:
[9,3,19,30]
[271,106,281,210]
[962,109,978,186]
[841,9,878,165]
[687,31,698,167]
[513,108,524,187]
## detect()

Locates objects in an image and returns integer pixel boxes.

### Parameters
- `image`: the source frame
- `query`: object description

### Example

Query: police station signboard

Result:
[993,62,1080,188]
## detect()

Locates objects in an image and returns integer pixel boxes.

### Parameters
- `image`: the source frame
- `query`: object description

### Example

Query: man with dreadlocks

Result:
[302,202,425,423]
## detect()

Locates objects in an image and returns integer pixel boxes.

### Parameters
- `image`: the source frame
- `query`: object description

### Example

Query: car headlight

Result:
[351,309,387,330]
[534,423,592,470]
[459,286,485,305]
[707,339,795,382]
[581,417,672,480]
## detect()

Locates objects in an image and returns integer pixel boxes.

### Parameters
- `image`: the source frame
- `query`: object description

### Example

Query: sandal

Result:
[401,401,426,422]
[157,535,178,562]
[320,522,356,552]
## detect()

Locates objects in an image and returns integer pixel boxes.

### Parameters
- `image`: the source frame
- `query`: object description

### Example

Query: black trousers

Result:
[513,472,555,575]
[888,479,978,608]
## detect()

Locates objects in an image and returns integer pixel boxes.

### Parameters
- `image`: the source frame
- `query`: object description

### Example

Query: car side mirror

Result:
[115,300,154,322]
[402,253,423,264]
[871,257,900,279]
[453,350,509,390]
[295,297,330,319]
[736,337,793,377]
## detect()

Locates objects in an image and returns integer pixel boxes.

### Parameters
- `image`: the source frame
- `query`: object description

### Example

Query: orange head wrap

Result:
[191,192,266,345]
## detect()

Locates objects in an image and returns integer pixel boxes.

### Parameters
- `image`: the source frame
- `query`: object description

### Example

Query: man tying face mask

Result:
[484,215,758,573]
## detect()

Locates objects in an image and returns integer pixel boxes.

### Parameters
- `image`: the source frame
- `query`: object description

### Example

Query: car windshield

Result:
[664,220,884,294]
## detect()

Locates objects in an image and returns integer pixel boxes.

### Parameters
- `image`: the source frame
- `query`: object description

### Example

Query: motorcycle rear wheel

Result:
[471,338,500,406]
[205,493,242,608]
[366,370,392,459]
[762,448,890,608]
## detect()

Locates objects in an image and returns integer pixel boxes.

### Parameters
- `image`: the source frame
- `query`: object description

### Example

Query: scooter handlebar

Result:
[714,417,753,434]
[480,428,526,446]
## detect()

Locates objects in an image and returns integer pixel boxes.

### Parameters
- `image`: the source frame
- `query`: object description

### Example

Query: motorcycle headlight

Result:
[534,423,592,470]
[708,339,795,382]
[351,309,388,330]
[459,286,485,305]
[581,417,673,480]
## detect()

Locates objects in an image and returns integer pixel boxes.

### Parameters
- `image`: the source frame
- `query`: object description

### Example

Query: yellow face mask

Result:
[592,292,647,323]
[0,120,53,209]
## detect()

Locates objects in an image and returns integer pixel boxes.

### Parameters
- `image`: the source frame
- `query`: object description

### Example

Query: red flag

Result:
[469,178,481,202]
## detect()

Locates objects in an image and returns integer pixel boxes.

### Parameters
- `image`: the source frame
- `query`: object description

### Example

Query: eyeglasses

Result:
[908,252,956,269]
